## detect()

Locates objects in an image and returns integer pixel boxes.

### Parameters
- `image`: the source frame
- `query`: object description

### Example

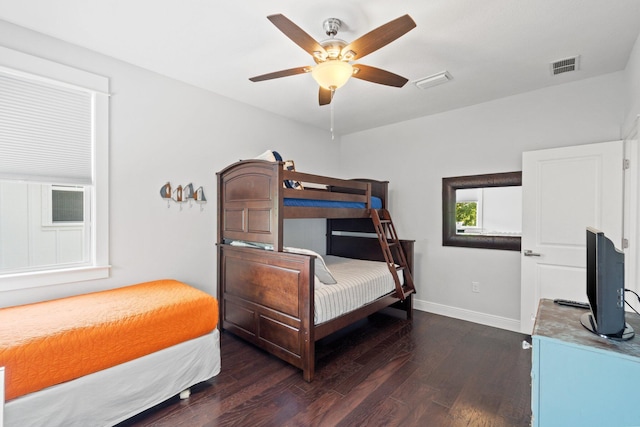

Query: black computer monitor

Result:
[580,227,634,340]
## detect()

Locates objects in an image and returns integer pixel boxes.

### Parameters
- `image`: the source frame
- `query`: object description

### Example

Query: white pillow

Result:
[253,150,303,190]
[253,149,281,162]
[229,240,259,248]
[284,247,337,284]
[229,240,274,250]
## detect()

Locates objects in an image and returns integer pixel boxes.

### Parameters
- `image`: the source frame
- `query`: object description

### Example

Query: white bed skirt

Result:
[4,329,220,427]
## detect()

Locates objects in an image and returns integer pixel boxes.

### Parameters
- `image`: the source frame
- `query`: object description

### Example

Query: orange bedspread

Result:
[0,279,218,401]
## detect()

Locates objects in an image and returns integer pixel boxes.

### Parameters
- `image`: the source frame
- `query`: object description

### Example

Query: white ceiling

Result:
[1,0,639,135]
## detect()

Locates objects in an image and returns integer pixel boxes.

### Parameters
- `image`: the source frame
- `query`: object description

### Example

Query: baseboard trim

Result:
[414,298,522,333]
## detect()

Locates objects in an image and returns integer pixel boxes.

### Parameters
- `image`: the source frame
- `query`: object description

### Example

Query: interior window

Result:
[51,186,85,223]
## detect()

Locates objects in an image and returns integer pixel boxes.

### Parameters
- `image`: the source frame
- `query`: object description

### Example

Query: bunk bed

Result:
[217,159,415,381]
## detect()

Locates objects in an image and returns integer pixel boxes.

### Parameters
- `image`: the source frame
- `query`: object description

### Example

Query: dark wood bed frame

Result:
[217,160,414,381]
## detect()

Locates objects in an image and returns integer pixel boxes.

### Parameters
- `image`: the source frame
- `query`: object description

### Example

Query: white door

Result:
[520,140,624,334]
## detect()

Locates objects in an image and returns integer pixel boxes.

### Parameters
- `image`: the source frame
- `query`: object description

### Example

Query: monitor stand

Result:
[580,312,635,341]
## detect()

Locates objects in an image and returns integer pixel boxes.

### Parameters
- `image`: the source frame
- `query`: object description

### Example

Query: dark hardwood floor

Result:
[118,310,532,427]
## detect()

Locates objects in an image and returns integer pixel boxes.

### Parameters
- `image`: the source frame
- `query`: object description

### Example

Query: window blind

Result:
[0,71,92,185]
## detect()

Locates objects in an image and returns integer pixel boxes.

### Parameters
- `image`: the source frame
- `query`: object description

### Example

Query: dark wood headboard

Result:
[217,160,391,251]
[326,232,414,273]
[217,160,283,248]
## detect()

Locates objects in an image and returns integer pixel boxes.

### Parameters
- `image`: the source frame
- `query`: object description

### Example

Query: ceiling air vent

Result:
[551,56,580,75]
[414,71,452,89]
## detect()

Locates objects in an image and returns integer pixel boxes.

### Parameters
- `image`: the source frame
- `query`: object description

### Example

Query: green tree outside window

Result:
[456,202,477,226]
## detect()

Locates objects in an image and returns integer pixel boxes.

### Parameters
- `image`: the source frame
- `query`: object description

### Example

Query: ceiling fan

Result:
[249,13,416,106]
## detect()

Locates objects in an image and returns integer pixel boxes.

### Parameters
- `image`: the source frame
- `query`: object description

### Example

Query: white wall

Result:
[340,72,626,330]
[0,20,338,307]
[2,18,638,333]
[623,31,640,136]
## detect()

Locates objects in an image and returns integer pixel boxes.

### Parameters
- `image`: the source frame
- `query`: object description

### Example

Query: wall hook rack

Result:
[160,182,206,210]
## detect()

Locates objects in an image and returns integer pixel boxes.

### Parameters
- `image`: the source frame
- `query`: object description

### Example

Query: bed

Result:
[1,279,220,426]
[217,159,414,381]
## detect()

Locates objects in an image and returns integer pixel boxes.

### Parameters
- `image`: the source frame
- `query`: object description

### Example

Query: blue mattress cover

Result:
[284,196,382,209]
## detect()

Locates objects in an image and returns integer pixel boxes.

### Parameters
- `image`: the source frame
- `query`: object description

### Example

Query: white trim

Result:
[413,298,521,333]
[624,118,639,310]
[93,92,109,269]
[0,45,109,94]
[0,265,110,292]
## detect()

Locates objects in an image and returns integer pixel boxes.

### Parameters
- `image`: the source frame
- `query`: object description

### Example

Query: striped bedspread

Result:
[314,256,403,324]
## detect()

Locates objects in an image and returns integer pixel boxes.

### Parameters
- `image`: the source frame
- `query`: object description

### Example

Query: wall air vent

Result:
[551,56,580,75]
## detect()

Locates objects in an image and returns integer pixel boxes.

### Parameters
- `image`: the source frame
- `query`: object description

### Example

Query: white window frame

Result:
[0,46,110,291]
[456,188,484,233]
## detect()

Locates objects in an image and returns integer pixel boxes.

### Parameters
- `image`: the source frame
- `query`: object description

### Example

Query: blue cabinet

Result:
[531,299,640,427]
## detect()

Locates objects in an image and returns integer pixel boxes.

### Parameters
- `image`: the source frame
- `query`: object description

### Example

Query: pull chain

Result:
[330,88,335,140]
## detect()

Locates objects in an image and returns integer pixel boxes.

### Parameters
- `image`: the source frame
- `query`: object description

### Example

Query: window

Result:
[51,186,84,223]
[43,186,87,225]
[455,188,483,233]
[442,172,522,251]
[0,47,109,290]
[456,201,478,227]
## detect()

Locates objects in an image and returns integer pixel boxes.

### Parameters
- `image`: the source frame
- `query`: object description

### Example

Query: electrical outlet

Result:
[472,281,480,293]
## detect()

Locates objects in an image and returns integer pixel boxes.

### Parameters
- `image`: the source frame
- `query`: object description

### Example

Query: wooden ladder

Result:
[370,209,415,300]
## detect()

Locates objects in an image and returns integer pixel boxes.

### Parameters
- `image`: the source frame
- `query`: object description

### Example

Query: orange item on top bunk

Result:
[0,279,218,401]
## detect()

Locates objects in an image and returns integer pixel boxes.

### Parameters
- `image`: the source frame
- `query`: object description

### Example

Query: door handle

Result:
[523,249,542,257]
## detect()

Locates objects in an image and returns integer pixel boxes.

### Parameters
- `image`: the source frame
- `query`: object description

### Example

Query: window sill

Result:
[0,265,111,292]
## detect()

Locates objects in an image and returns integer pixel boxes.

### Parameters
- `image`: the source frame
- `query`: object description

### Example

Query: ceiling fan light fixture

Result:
[312,60,353,90]
[313,51,327,61]
[341,50,356,61]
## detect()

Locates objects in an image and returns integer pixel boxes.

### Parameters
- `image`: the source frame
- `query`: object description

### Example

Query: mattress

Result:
[314,256,402,324]
[0,279,218,401]
[4,330,220,427]
[284,196,383,209]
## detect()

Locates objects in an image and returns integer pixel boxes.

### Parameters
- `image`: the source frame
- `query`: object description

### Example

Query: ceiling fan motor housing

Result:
[315,38,347,62]
[323,18,341,37]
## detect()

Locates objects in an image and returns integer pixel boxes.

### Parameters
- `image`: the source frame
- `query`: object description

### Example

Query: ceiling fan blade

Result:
[267,14,327,57]
[352,64,408,87]
[341,14,416,61]
[249,66,311,82]
[319,87,332,105]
